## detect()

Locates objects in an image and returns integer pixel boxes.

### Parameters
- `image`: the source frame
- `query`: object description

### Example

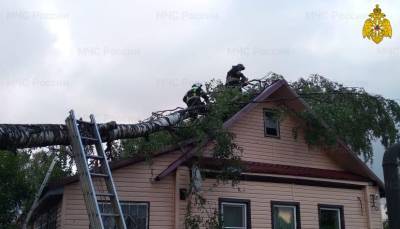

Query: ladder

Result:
[23,155,58,229]
[65,110,127,229]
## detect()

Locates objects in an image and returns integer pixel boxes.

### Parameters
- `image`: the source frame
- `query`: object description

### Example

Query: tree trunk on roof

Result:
[0,111,188,150]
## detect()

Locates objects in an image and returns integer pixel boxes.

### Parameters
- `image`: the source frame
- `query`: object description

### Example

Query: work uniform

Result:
[226,65,248,88]
[183,87,209,118]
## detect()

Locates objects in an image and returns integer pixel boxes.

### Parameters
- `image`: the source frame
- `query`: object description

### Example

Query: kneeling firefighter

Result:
[183,83,209,119]
[226,63,248,90]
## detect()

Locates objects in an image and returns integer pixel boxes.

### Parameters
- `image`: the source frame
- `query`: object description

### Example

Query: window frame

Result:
[271,201,301,229]
[263,109,281,138]
[318,204,345,229]
[98,201,150,229]
[219,198,251,229]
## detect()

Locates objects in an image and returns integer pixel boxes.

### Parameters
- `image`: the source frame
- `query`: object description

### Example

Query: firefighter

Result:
[226,63,248,90]
[183,83,209,119]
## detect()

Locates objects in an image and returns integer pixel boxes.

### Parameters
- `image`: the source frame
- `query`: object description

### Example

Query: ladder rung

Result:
[90,173,108,178]
[81,136,98,142]
[96,192,114,197]
[101,213,120,217]
[86,155,104,160]
[86,154,104,160]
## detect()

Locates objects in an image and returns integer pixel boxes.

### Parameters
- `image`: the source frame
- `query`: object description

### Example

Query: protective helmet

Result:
[192,82,202,88]
[236,63,245,70]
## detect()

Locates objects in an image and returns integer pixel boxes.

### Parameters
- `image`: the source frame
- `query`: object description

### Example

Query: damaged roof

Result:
[43,79,385,198]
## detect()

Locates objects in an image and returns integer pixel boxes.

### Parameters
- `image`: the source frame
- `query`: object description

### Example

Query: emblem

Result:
[362,4,392,44]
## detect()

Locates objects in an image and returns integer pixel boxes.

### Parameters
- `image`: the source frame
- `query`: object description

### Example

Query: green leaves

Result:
[292,74,400,162]
[0,147,73,227]
[0,151,32,227]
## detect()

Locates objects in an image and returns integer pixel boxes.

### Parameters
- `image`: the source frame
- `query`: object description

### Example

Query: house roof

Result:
[44,79,385,195]
[193,157,370,182]
[45,139,196,191]
[156,79,385,193]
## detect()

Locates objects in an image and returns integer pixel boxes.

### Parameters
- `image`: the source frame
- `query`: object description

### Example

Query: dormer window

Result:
[264,109,280,137]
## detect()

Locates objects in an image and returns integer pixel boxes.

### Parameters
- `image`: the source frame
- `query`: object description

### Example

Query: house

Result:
[31,80,384,229]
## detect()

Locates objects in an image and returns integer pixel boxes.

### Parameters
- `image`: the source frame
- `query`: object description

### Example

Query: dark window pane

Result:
[34,206,57,229]
[320,208,341,229]
[222,203,246,228]
[265,111,279,136]
[273,206,296,229]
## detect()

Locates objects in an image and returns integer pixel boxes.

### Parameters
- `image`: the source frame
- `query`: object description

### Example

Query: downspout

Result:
[174,169,180,229]
[363,185,372,229]
[383,143,400,229]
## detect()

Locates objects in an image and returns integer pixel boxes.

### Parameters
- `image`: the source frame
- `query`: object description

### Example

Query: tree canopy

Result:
[291,75,400,162]
[1,74,399,227]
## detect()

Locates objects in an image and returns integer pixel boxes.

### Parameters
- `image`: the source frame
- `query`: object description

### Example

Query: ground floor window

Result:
[99,201,149,229]
[219,198,251,229]
[34,206,57,229]
[318,205,344,229]
[271,201,300,229]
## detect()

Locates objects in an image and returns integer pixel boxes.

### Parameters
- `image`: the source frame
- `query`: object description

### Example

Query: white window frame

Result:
[264,109,280,137]
[272,204,297,229]
[98,201,149,229]
[319,207,342,229]
[221,202,247,229]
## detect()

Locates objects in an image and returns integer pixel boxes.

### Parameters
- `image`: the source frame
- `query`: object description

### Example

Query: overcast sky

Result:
[1,0,399,179]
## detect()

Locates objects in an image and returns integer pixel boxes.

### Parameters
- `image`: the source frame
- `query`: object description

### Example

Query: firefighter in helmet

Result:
[183,83,209,119]
[226,63,248,90]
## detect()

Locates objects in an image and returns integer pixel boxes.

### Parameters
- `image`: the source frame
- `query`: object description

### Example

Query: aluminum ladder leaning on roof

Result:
[22,155,58,229]
[65,110,127,229]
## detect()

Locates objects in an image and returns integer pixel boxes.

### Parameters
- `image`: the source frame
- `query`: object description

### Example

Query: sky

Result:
[1,0,399,179]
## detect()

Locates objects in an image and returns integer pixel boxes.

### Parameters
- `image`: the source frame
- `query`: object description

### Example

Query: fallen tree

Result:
[0,75,273,151]
[0,110,188,150]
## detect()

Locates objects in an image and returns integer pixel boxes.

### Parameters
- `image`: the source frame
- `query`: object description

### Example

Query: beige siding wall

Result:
[60,160,383,229]
[367,186,383,229]
[60,151,182,229]
[229,102,344,170]
[58,99,383,228]
[177,167,382,229]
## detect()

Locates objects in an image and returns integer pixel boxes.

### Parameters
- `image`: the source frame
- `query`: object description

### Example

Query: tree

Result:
[0,151,33,228]
[290,75,400,162]
[0,148,73,228]
[0,74,398,226]
[0,112,188,150]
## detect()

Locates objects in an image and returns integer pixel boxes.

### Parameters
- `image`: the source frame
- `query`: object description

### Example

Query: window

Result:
[318,205,344,229]
[271,201,300,229]
[99,202,149,229]
[219,198,251,229]
[34,206,57,229]
[264,110,280,137]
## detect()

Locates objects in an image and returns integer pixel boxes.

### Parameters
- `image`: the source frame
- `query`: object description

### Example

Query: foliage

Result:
[291,75,400,162]
[184,187,223,229]
[122,80,247,185]
[383,220,389,229]
[0,147,73,228]
[2,73,399,226]
[0,151,32,228]
[122,131,176,160]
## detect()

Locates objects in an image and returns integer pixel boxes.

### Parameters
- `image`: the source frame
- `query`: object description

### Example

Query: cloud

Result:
[1,0,398,174]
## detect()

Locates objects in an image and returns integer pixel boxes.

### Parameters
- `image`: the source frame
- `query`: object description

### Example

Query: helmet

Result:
[192,82,202,88]
[236,63,245,70]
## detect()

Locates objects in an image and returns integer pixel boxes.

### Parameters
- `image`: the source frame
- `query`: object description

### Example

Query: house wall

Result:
[177,166,383,229]
[228,102,344,171]
[60,151,182,229]
[58,94,383,228]
[58,155,383,229]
